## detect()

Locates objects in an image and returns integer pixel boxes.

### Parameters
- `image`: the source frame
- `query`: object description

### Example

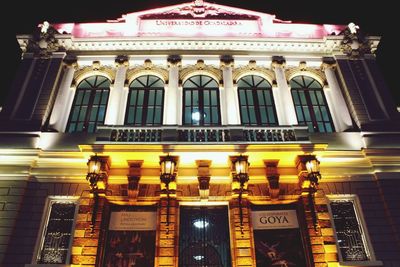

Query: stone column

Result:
[220,56,240,125]
[272,56,298,126]
[104,55,129,126]
[322,58,352,132]
[48,55,77,132]
[230,198,255,266]
[165,55,181,125]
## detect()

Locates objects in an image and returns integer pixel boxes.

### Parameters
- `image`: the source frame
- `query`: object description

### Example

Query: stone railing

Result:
[96,125,309,143]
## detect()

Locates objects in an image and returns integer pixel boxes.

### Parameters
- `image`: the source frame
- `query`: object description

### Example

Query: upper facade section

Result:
[51,0,345,39]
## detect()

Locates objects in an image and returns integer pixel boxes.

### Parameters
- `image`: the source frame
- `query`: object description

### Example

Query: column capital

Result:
[220,55,234,68]
[115,55,129,67]
[63,54,78,68]
[321,57,337,71]
[271,56,286,69]
[167,55,182,68]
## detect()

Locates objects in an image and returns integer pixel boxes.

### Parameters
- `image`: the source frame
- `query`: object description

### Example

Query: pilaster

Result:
[165,55,182,125]
[272,56,297,126]
[104,55,129,125]
[220,55,240,125]
[48,55,78,132]
[321,57,352,132]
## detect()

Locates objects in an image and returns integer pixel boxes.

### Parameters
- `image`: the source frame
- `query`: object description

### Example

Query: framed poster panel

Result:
[98,203,157,267]
[251,203,312,267]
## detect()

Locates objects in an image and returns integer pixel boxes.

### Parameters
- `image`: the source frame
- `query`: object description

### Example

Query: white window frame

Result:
[26,196,79,267]
[327,194,383,266]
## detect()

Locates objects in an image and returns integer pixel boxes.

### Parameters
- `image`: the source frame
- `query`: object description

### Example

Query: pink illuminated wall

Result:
[52,2,345,39]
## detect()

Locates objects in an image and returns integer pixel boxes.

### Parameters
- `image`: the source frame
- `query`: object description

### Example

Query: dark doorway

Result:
[179,205,232,267]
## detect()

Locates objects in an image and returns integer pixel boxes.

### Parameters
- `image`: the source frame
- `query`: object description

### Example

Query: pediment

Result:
[119,1,276,22]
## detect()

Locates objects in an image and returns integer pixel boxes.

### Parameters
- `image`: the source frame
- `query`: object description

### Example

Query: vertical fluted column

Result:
[165,55,181,125]
[48,55,77,132]
[221,56,240,125]
[272,57,298,125]
[322,58,352,132]
[104,55,129,125]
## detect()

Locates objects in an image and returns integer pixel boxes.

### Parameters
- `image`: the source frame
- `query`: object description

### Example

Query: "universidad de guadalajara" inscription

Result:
[155,20,243,26]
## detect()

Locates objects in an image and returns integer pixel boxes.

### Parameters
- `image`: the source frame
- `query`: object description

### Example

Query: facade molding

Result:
[232,61,276,85]
[285,65,327,87]
[15,36,380,56]
[73,64,116,87]
[126,61,169,85]
[180,60,222,85]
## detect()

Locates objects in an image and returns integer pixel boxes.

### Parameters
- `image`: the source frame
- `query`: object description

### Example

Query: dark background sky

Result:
[2,0,398,106]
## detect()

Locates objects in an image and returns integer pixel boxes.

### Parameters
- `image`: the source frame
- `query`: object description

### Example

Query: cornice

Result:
[16,35,381,55]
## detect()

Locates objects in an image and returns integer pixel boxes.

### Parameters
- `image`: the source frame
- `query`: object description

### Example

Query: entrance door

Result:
[179,206,232,267]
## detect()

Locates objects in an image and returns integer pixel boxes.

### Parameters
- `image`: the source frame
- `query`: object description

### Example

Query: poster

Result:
[103,210,157,267]
[252,209,307,267]
[109,211,156,231]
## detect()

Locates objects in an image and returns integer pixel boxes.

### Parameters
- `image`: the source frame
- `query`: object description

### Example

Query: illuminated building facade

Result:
[1,1,399,266]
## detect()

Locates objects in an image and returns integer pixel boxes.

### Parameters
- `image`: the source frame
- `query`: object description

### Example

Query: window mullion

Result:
[304,90,319,132]
[84,89,96,132]
[199,88,205,125]
[253,88,262,125]
[142,88,150,125]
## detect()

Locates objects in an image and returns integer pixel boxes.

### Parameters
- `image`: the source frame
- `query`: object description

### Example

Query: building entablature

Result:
[16,35,380,57]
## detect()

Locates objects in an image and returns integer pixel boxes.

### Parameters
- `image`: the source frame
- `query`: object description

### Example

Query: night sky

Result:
[2,0,398,105]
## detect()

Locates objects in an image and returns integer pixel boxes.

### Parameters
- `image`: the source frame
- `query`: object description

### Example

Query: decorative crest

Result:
[340,22,371,58]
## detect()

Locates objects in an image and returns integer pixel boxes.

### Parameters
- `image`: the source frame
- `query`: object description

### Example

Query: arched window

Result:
[125,75,164,126]
[66,75,110,133]
[183,75,221,126]
[237,75,278,126]
[290,75,334,133]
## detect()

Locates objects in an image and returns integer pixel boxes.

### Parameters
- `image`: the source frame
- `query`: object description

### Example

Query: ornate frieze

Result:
[232,60,275,85]
[73,62,116,86]
[26,21,66,57]
[285,62,327,86]
[340,23,372,58]
[126,60,169,84]
[180,60,222,85]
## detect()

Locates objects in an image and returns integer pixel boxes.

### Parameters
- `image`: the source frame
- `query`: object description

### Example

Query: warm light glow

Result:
[302,180,311,189]
[306,159,319,174]
[88,158,101,174]
[234,156,249,175]
[161,156,176,176]
[193,219,209,228]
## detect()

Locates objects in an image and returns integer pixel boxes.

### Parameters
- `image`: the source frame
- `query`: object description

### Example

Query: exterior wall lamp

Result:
[231,155,250,233]
[86,154,110,233]
[159,155,178,227]
[296,155,321,229]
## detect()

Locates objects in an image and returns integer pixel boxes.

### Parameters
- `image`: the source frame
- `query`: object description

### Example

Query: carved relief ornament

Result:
[285,62,327,86]
[73,62,116,87]
[232,60,275,85]
[180,60,222,85]
[126,59,169,85]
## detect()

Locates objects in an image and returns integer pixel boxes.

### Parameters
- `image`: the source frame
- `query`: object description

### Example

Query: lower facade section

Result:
[1,180,399,267]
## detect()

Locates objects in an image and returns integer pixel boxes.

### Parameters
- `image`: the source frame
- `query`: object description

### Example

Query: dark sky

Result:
[2,0,398,105]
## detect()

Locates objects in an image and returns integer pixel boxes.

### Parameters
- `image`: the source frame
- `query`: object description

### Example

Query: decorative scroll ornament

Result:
[27,21,64,57]
[340,22,371,58]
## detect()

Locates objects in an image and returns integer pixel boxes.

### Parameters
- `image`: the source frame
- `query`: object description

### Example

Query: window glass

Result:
[125,75,165,126]
[37,198,78,264]
[66,75,110,133]
[329,198,372,262]
[290,75,334,132]
[237,75,278,126]
[182,75,220,126]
